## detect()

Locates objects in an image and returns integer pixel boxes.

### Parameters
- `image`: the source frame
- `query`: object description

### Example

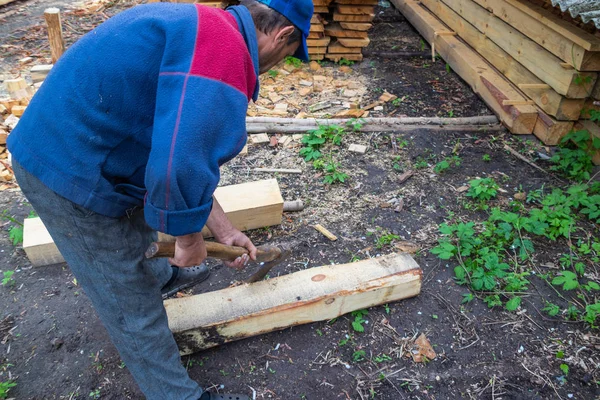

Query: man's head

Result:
[240,0,313,74]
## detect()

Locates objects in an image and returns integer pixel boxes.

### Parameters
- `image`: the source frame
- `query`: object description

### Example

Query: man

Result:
[7,0,312,398]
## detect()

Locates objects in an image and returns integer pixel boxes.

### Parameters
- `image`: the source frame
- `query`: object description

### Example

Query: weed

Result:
[447,109,455,117]
[434,155,461,174]
[268,368,276,374]
[267,70,279,78]
[574,73,592,86]
[1,271,14,287]
[384,304,391,314]
[337,58,354,66]
[445,63,451,73]
[0,380,16,399]
[420,39,426,51]
[89,389,101,399]
[352,349,366,362]
[482,154,491,162]
[373,354,392,363]
[413,157,429,169]
[316,329,323,336]
[351,309,368,332]
[284,56,302,68]
[466,177,499,202]
[220,369,229,376]
[391,96,408,107]
[560,363,569,375]
[550,129,599,182]
[322,160,348,185]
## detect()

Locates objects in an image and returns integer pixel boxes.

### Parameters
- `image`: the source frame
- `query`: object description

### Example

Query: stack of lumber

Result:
[391,0,600,159]
[309,0,375,62]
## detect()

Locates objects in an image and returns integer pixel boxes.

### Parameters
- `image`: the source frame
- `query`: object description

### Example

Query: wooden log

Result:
[308,46,328,54]
[325,23,369,38]
[420,0,584,120]
[336,4,375,14]
[532,110,574,145]
[283,200,304,212]
[339,22,372,31]
[166,252,423,355]
[392,0,537,134]
[333,12,375,22]
[328,41,363,54]
[434,0,596,98]
[326,53,364,62]
[337,37,370,48]
[24,180,284,266]
[469,0,600,71]
[44,8,65,64]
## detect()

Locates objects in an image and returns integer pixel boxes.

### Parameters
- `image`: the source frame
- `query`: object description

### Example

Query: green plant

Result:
[391,96,408,107]
[482,154,491,162]
[373,354,392,363]
[284,56,302,68]
[351,309,368,332]
[352,349,366,362]
[267,69,279,78]
[434,155,461,174]
[559,363,569,375]
[550,129,599,182]
[1,271,14,287]
[466,177,499,202]
[300,124,348,161]
[420,39,426,51]
[323,160,348,184]
[447,109,455,117]
[0,380,16,399]
[337,58,354,66]
[574,73,592,86]
[445,63,451,73]
[89,389,101,399]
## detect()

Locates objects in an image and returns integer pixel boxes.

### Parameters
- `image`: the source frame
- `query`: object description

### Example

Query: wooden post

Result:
[44,8,65,64]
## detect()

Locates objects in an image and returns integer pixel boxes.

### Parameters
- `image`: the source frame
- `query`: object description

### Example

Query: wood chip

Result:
[250,133,270,144]
[313,224,337,241]
[397,170,414,184]
[379,91,398,102]
[394,241,419,253]
[348,143,367,154]
[411,333,436,363]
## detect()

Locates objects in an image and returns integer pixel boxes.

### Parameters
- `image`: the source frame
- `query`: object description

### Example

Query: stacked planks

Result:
[391,0,600,156]
[309,0,375,62]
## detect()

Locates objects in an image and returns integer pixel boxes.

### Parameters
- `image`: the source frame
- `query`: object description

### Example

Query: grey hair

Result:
[239,0,302,45]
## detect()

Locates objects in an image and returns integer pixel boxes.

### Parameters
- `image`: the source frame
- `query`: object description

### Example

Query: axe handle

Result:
[145,241,281,263]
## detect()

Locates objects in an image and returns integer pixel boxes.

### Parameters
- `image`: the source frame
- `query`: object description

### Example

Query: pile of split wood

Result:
[392,0,600,164]
[309,0,375,62]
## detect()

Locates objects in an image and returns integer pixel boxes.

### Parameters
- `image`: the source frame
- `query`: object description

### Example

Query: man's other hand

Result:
[169,233,207,267]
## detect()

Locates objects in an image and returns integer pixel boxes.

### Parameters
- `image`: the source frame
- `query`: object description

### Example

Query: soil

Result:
[1,1,599,400]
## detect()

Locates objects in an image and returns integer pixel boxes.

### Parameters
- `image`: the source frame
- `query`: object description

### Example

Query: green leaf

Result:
[8,226,23,246]
[505,296,521,311]
[552,271,579,291]
[587,281,600,290]
[559,363,569,375]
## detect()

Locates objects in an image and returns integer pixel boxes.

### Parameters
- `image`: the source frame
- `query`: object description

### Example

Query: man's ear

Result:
[276,25,295,44]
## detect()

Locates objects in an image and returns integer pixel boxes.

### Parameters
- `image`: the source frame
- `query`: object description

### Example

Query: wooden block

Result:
[11,105,26,117]
[419,0,584,120]
[166,252,422,355]
[23,218,65,267]
[311,15,322,23]
[307,37,331,47]
[314,6,329,13]
[0,99,20,113]
[4,78,27,93]
[310,54,325,61]
[336,4,375,14]
[335,109,365,118]
[348,143,368,153]
[532,110,574,145]
[250,133,270,144]
[308,31,324,39]
[30,64,53,83]
[431,0,596,98]
[325,22,369,38]
[328,41,362,54]
[313,0,332,6]
[0,104,7,117]
[44,8,65,64]
[337,37,370,48]
[335,0,377,4]
[308,46,328,54]
[310,22,325,33]
[339,22,372,31]
[28,180,284,266]
[326,53,364,62]
[392,0,537,134]
[0,132,7,145]
[379,91,397,102]
[333,12,374,22]
[470,0,600,71]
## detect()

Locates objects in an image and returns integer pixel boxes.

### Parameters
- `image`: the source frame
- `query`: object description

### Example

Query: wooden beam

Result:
[336,4,375,15]
[433,0,596,98]
[469,0,600,71]
[420,0,584,120]
[326,53,364,62]
[44,8,65,64]
[335,0,378,4]
[328,41,363,54]
[306,37,331,47]
[532,109,574,146]
[166,252,422,355]
[333,12,375,22]
[339,22,373,31]
[337,37,370,48]
[392,0,537,134]
[325,23,369,38]
[24,180,284,267]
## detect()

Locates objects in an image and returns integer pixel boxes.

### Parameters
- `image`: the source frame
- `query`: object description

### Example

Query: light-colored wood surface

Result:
[470,0,600,71]
[532,109,574,145]
[313,224,338,241]
[328,41,363,54]
[435,0,596,98]
[333,12,374,22]
[339,22,372,31]
[25,180,283,266]
[23,217,65,267]
[420,0,584,121]
[326,53,364,62]
[44,8,65,64]
[337,37,370,48]
[325,23,369,38]
[307,37,332,47]
[392,0,537,134]
[165,252,422,355]
[336,4,375,15]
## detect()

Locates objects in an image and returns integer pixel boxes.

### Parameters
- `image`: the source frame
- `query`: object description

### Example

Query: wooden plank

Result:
[44,8,65,64]
[337,37,370,48]
[310,22,325,33]
[326,53,364,62]
[166,253,422,355]
[339,22,373,31]
[308,46,328,54]
[310,54,325,61]
[335,0,378,4]
[30,64,53,83]
[469,0,600,71]
[420,0,584,120]
[308,31,324,39]
[392,0,537,134]
[532,109,574,145]
[314,6,329,13]
[0,0,19,6]
[328,41,363,54]
[435,0,596,98]
[24,180,284,266]
[333,12,374,22]
[502,0,600,52]
[307,37,331,47]
[313,0,332,5]
[336,4,375,14]
[325,22,369,38]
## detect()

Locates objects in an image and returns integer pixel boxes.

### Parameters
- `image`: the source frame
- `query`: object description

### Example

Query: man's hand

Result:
[169,233,207,267]
[206,197,257,270]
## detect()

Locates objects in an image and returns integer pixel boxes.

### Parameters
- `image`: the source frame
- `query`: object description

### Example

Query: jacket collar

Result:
[227,5,260,102]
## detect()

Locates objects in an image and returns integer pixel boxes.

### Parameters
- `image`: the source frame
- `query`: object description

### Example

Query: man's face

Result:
[258,26,301,74]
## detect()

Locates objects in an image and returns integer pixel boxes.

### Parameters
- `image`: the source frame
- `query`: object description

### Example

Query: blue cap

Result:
[256,0,314,62]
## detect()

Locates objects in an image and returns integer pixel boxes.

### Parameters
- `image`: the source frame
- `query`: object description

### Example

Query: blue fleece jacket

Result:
[8,3,260,236]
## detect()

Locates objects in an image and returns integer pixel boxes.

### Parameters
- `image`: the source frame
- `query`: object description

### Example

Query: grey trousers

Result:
[13,160,203,400]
